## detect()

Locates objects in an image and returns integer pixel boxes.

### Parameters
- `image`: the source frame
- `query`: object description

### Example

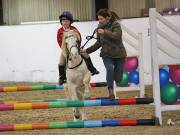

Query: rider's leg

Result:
[81,52,99,75]
[58,53,66,85]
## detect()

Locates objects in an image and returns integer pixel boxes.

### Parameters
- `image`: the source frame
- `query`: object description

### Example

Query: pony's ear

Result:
[76,33,81,41]
[73,30,80,41]
[61,32,68,58]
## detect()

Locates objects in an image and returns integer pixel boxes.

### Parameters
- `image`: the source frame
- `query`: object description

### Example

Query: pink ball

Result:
[169,65,180,85]
[124,57,138,72]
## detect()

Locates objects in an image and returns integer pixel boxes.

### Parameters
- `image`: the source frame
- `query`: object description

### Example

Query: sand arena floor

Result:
[0,82,179,135]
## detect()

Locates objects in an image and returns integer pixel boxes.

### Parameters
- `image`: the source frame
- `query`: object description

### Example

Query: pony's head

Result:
[62,30,81,60]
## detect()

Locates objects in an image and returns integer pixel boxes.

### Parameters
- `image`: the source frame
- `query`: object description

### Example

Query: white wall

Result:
[0,16,180,84]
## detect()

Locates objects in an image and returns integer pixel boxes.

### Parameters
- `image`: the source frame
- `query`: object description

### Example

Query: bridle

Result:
[65,34,83,69]
[81,28,99,49]
[81,20,112,49]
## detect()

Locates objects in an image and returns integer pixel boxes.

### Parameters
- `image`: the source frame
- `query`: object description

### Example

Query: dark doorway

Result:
[0,0,3,25]
[95,0,108,19]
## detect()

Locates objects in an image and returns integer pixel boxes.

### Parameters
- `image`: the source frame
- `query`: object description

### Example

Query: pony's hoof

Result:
[82,114,88,121]
[73,117,79,121]
[73,117,80,121]
[73,114,81,121]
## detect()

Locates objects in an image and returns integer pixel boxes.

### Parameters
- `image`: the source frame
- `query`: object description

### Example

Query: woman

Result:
[57,11,99,85]
[81,9,127,99]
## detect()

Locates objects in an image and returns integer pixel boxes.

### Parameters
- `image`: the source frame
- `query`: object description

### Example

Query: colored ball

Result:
[169,67,180,85]
[178,86,180,100]
[0,85,2,92]
[162,65,169,72]
[160,83,179,105]
[159,69,169,87]
[124,57,138,72]
[129,71,139,85]
[119,71,129,87]
[159,65,164,69]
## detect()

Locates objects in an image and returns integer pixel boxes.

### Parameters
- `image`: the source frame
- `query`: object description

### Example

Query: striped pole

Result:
[0,97,109,104]
[90,82,107,87]
[0,85,64,92]
[0,98,154,111]
[0,82,107,92]
[0,119,155,132]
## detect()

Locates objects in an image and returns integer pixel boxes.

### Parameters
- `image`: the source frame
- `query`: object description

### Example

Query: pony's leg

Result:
[73,108,81,121]
[64,82,79,120]
[81,71,91,120]
[75,85,88,121]
[64,83,70,100]
[68,83,81,121]
[81,108,87,120]
[83,71,91,98]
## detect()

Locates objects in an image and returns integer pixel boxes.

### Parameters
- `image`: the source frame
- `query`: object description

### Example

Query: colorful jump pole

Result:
[1,99,178,106]
[90,82,107,87]
[0,85,64,92]
[0,97,110,104]
[0,82,107,92]
[0,119,155,132]
[0,98,154,111]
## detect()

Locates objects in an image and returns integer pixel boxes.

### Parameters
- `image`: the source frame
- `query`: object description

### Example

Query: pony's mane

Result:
[61,30,80,58]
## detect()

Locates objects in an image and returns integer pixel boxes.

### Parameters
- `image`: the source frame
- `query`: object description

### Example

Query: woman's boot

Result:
[108,88,115,99]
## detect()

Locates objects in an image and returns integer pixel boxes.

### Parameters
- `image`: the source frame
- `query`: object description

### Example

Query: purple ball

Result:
[124,57,138,72]
[169,66,180,85]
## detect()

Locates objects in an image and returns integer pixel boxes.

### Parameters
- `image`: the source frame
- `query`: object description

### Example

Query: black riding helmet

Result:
[59,11,73,25]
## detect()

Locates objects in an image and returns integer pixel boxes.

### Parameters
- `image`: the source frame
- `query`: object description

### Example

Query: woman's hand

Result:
[80,48,86,53]
[97,28,105,34]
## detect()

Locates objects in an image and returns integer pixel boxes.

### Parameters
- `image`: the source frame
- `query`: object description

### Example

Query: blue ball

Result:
[159,69,169,87]
[178,85,180,100]
[129,71,139,84]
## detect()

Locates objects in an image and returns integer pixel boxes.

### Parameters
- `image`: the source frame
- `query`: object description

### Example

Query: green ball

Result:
[160,83,179,105]
[119,71,129,87]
